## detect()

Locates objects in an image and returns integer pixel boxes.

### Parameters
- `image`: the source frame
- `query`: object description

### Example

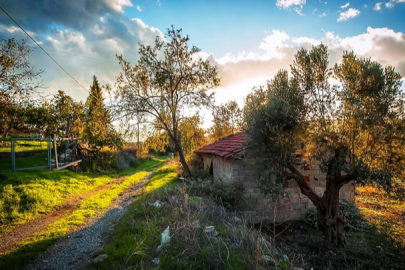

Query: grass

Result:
[356,185,405,252]
[266,184,405,269]
[0,156,165,234]
[0,139,49,153]
[89,161,288,270]
[0,159,168,269]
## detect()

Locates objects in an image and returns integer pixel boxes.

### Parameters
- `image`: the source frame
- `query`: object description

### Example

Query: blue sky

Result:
[1,0,405,127]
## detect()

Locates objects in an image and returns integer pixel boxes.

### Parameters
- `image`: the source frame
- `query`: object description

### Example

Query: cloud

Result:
[295,7,305,16]
[340,3,350,9]
[0,0,163,100]
[319,10,328,17]
[136,5,142,12]
[276,0,306,9]
[386,0,405,8]
[209,27,405,90]
[337,8,360,21]
[374,2,383,10]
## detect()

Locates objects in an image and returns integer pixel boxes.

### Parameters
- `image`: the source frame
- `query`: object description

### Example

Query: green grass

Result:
[88,162,179,270]
[0,156,165,234]
[89,161,279,270]
[0,140,48,153]
[0,164,164,270]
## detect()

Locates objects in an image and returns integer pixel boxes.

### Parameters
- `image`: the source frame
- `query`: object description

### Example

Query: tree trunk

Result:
[2,126,11,138]
[176,141,191,177]
[317,178,346,248]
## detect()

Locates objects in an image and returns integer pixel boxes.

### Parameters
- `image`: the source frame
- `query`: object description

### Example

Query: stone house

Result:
[195,132,355,223]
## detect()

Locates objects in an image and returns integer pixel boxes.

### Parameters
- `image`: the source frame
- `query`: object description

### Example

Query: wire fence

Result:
[0,137,81,172]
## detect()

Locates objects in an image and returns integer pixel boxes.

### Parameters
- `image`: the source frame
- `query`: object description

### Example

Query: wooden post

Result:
[11,139,15,171]
[47,136,52,170]
[53,134,59,169]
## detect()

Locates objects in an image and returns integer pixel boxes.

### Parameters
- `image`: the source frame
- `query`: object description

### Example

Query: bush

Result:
[188,154,211,179]
[189,179,244,211]
[305,200,371,232]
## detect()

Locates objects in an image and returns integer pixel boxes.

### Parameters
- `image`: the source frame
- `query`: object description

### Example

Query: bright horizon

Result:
[1,0,405,129]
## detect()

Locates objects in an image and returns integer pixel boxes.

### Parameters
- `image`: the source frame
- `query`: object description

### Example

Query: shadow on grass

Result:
[0,160,176,270]
[260,202,405,270]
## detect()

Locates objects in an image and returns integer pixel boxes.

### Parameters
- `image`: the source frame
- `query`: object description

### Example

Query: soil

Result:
[0,163,161,269]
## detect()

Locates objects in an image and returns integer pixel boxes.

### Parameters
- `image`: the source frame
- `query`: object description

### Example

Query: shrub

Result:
[305,200,371,232]
[189,179,244,211]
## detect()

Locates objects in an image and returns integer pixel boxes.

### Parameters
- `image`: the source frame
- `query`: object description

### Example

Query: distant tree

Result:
[114,27,220,176]
[210,101,243,141]
[83,76,122,154]
[44,90,85,138]
[245,44,405,247]
[0,38,43,137]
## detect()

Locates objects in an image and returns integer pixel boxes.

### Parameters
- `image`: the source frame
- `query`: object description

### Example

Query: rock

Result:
[91,248,104,258]
[204,226,219,237]
[259,255,276,266]
[42,260,49,263]
[194,220,201,229]
[93,254,108,263]
[232,216,242,224]
[152,257,160,265]
[273,248,279,255]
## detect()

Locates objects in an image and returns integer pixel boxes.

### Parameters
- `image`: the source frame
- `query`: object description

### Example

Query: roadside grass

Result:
[0,157,165,234]
[0,162,166,269]
[355,185,405,252]
[90,162,290,270]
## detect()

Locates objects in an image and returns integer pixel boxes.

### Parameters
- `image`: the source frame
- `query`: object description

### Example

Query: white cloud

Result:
[276,0,306,9]
[340,3,350,9]
[337,8,360,21]
[106,0,133,13]
[386,0,405,8]
[212,27,405,90]
[136,5,142,12]
[319,10,328,17]
[374,2,383,10]
[295,7,305,16]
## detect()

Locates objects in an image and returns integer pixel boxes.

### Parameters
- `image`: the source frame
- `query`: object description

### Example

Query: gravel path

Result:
[24,169,157,270]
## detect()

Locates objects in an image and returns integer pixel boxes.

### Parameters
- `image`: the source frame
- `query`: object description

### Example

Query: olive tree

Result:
[114,27,220,175]
[245,44,404,247]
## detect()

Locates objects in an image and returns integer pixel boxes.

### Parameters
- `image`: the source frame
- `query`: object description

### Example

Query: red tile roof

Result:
[195,132,248,159]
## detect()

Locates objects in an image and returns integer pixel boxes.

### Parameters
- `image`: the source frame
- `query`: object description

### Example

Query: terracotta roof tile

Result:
[195,132,248,159]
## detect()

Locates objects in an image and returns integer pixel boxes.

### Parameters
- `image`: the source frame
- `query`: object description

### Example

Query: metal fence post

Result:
[11,139,15,171]
[48,136,52,170]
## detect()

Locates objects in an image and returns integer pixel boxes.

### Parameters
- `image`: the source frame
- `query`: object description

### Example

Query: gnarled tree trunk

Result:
[317,178,346,248]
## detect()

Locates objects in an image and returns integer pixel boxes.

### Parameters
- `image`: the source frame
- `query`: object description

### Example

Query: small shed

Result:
[195,132,355,223]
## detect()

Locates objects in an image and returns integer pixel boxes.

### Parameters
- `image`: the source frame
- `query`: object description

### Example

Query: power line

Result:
[0,5,98,100]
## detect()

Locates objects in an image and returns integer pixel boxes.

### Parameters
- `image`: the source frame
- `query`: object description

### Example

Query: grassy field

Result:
[0,140,48,153]
[0,157,164,234]
[0,156,167,269]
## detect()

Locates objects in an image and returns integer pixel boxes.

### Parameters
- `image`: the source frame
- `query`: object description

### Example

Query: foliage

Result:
[305,200,371,232]
[210,100,243,141]
[189,179,244,211]
[113,26,220,176]
[244,44,404,247]
[0,38,43,138]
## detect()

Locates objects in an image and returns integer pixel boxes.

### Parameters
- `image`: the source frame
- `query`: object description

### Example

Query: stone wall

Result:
[201,154,355,223]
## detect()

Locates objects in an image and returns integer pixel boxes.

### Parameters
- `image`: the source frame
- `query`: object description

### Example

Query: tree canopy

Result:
[114,26,220,175]
[245,44,404,247]
[210,101,243,141]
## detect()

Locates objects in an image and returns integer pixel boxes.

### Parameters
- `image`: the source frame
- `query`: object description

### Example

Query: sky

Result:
[1,0,405,128]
